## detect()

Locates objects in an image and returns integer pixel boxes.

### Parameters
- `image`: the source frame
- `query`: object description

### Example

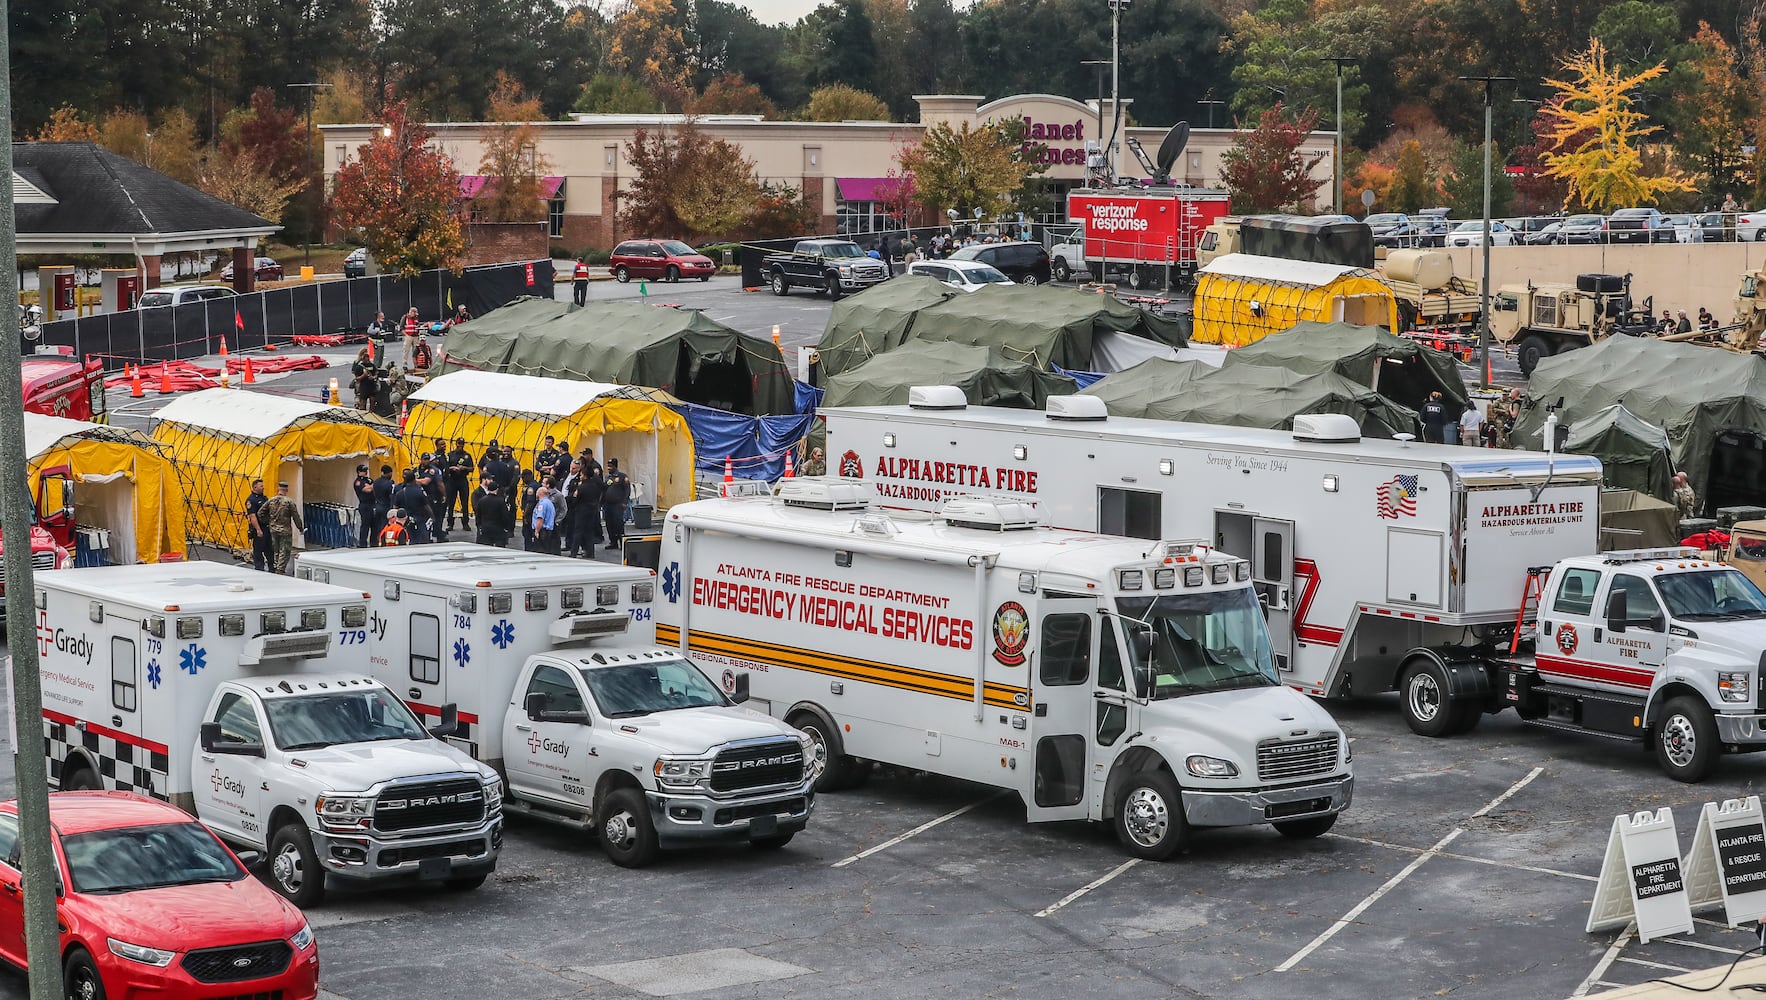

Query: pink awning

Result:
[836,177,896,202]
[458,175,565,200]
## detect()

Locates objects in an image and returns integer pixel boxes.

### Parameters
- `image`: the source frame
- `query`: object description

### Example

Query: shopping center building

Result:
[319,93,1336,251]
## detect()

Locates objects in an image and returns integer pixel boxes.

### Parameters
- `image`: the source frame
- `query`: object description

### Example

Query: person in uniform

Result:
[474,479,512,547]
[379,508,411,546]
[800,447,826,477]
[370,464,395,545]
[353,464,376,548]
[257,482,305,574]
[602,458,631,553]
[445,437,475,530]
[244,479,271,571]
[1674,473,1699,517]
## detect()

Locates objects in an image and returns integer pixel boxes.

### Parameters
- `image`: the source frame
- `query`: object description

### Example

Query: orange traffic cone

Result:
[158,364,171,394]
[1485,351,1494,388]
[398,399,409,434]
[218,334,228,357]
[783,451,795,479]
[243,357,256,384]
[721,456,734,497]
[129,364,143,398]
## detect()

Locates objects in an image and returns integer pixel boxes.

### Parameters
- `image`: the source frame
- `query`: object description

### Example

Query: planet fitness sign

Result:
[1019,117,1089,166]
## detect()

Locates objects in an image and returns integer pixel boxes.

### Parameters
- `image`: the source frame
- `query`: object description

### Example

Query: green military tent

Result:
[1222,320,1469,417]
[822,341,1078,409]
[1600,488,1682,550]
[816,275,960,377]
[1080,356,1422,437]
[901,284,1188,372]
[1513,336,1766,514]
[437,298,798,415]
[1552,404,1676,501]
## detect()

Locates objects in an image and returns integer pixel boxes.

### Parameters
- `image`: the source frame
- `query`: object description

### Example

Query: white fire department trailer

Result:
[658,481,1353,859]
[293,543,656,769]
[823,392,1604,704]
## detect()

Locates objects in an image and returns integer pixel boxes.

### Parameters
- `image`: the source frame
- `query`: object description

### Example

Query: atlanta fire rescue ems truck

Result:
[658,480,1353,860]
[1064,187,1231,290]
[293,543,817,866]
[34,562,502,906]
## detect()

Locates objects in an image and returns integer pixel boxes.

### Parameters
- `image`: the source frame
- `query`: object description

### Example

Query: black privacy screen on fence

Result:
[27,259,556,367]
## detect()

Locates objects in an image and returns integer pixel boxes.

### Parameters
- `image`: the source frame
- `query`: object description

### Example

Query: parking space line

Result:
[1035,859,1141,918]
[1329,833,1596,882]
[1277,767,1546,973]
[1573,924,1633,997]
[1616,957,1694,973]
[831,795,1000,868]
[1660,938,1750,956]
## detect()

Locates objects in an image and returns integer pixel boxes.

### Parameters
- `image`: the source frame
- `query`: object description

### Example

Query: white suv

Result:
[136,284,238,308]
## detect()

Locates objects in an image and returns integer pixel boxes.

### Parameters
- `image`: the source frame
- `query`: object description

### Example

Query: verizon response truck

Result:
[823,392,1603,703]
[293,543,817,866]
[659,481,1353,860]
[35,562,503,906]
[1063,187,1231,290]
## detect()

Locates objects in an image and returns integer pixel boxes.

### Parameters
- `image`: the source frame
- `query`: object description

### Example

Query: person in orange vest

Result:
[379,508,411,546]
[400,307,421,368]
[572,256,590,306]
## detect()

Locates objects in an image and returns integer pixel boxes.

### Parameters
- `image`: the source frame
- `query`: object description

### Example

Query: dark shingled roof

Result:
[13,142,275,236]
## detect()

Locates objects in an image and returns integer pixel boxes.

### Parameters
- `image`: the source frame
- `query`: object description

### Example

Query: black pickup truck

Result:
[763,239,890,299]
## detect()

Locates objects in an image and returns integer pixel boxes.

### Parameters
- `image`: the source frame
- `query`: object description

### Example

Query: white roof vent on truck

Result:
[940,496,1040,531]
[547,610,634,643]
[1045,395,1108,422]
[1291,413,1362,444]
[776,478,871,510]
[907,385,968,410]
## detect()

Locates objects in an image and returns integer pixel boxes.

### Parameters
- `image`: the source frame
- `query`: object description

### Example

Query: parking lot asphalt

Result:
[0,693,1761,999]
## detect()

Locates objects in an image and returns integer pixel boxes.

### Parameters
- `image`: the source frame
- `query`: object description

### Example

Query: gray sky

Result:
[735,0,977,25]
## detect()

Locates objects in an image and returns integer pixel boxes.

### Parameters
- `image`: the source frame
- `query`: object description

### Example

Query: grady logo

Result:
[526,732,569,757]
[368,611,389,642]
[209,770,244,796]
[53,629,93,664]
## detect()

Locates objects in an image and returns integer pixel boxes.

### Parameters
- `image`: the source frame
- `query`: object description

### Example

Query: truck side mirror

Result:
[731,672,751,705]
[524,692,546,722]
[200,722,220,753]
[200,722,264,758]
[428,702,459,739]
[1606,589,1628,634]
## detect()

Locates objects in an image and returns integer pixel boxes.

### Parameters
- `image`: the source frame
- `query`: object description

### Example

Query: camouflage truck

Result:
[1490,272,1657,376]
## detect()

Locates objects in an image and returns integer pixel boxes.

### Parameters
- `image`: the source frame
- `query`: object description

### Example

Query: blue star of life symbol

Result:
[453,638,470,667]
[179,644,206,676]
[147,660,162,689]
[662,562,681,604]
[492,620,515,649]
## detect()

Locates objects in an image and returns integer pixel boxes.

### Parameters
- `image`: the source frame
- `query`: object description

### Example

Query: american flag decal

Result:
[1376,474,1419,519]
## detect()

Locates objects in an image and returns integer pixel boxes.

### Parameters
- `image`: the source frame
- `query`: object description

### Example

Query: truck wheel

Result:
[751,832,795,851]
[1113,770,1190,861]
[443,873,487,891]
[598,787,659,868]
[1399,659,1463,738]
[1053,259,1071,282]
[267,821,326,908]
[1515,335,1555,376]
[789,709,854,792]
[1450,704,1485,735]
[1655,696,1720,782]
[613,265,630,283]
[1127,267,1146,290]
[63,948,106,1000]
[1274,813,1339,839]
[770,270,790,296]
[665,264,680,283]
[826,272,844,301]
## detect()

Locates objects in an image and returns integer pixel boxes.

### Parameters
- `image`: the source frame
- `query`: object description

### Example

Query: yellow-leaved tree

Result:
[1540,39,1692,210]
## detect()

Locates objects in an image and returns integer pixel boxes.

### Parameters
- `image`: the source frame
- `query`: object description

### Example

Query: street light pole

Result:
[1082,59,1108,187]
[1106,0,1132,179]
[288,82,333,270]
[1460,74,1515,390]
[1327,57,1355,216]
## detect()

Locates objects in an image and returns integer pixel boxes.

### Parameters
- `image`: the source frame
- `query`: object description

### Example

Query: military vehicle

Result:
[1489,273,1656,376]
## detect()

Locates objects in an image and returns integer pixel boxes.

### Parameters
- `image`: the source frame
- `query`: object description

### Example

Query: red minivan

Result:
[0,792,319,999]
[610,239,716,283]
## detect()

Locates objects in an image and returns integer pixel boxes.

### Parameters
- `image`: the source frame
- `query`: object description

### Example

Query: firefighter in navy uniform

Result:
[352,464,376,548]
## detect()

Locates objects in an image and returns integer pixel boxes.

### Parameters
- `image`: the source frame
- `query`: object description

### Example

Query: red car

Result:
[220,257,285,283]
[609,239,716,283]
[0,792,318,999]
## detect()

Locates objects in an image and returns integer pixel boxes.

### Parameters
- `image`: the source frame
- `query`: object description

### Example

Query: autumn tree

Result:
[1441,141,1515,219]
[692,74,778,117]
[1218,104,1326,213]
[617,118,804,243]
[575,74,665,114]
[1540,39,1692,210]
[898,118,1038,223]
[476,73,553,224]
[196,150,309,224]
[32,106,99,142]
[803,84,891,122]
[1387,141,1432,212]
[330,103,466,277]
[1225,0,1377,141]
[1673,23,1753,203]
[606,0,691,95]
[744,182,819,238]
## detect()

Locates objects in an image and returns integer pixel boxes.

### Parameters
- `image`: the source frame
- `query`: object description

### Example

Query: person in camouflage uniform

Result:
[258,482,305,574]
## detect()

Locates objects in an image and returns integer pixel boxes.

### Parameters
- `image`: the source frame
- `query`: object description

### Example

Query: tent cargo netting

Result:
[1191,254,1398,348]
[436,296,797,415]
[25,413,188,564]
[816,274,960,377]
[408,371,695,511]
[900,284,1189,373]
[1222,320,1469,417]
[1514,336,1766,514]
[151,389,410,552]
[822,341,1078,409]
[1081,356,1422,438]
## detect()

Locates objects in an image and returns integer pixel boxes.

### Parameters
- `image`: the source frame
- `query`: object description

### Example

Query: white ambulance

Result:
[659,481,1353,859]
[34,562,503,907]
[824,391,1603,706]
[292,543,655,769]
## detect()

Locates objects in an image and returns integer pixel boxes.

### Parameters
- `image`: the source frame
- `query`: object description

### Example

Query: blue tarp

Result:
[673,380,822,482]
[1054,365,1107,390]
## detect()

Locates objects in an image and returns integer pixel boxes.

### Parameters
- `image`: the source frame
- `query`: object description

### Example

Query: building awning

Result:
[458,175,565,200]
[837,177,897,202]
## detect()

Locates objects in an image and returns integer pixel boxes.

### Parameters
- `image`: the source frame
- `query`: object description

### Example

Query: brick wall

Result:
[463,222,549,267]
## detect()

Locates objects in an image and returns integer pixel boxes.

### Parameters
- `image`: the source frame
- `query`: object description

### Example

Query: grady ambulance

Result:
[658,481,1353,859]
[292,543,655,768]
[823,392,1603,709]
[34,562,502,907]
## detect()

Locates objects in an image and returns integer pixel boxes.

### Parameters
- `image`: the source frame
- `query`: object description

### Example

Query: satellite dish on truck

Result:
[1153,122,1190,184]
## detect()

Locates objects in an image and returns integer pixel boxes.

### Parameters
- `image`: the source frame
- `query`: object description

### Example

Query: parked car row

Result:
[1365,209,1752,247]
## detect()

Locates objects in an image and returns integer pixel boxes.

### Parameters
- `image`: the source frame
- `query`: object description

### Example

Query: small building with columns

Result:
[319,94,1336,250]
[13,142,280,294]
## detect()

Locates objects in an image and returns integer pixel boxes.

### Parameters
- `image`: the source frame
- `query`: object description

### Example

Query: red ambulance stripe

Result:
[1532,653,1654,690]
[42,708,169,758]
[406,701,481,725]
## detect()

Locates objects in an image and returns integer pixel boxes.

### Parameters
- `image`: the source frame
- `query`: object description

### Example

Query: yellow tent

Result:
[151,389,410,552]
[25,413,188,564]
[1192,253,1399,348]
[407,371,695,511]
